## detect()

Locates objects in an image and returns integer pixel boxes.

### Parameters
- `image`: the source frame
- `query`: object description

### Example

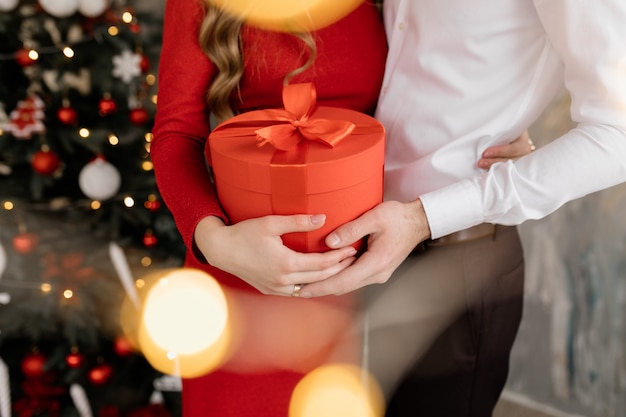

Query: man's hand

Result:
[298,199,431,297]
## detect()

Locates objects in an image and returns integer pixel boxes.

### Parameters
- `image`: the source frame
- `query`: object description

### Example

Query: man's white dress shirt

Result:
[377,0,626,239]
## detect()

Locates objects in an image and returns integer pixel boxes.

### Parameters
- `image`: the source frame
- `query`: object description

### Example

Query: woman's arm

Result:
[151,0,225,258]
[152,0,361,295]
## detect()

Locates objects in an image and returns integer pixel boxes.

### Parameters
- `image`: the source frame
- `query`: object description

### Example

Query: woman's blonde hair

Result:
[198,3,316,123]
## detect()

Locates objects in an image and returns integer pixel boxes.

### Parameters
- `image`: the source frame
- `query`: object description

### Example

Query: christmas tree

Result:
[0,0,184,415]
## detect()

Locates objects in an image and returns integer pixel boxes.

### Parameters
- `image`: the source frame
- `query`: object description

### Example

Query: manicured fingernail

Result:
[327,233,340,248]
[310,214,326,225]
[483,151,493,157]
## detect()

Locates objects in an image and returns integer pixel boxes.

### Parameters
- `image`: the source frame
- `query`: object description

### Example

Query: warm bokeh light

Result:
[132,268,232,378]
[27,49,39,61]
[108,133,119,146]
[143,272,227,354]
[122,11,134,24]
[141,160,153,171]
[207,0,363,32]
[62,46,74,58]
[289,363,384,417]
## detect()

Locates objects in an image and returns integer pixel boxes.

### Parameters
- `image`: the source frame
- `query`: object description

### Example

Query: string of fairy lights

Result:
[0,3,167,296]
[0,6,160,199]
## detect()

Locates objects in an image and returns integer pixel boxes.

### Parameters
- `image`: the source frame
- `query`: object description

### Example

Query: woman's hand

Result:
[478,130,536,169]
[193,214,358,296]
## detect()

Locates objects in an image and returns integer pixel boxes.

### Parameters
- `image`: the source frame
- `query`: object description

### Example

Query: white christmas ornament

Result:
[78,158,121,200]
[0,0,18,12]
[78,0,109,17]
[39,0,80,17]
[0,294,10,305]
[112,50,142,83]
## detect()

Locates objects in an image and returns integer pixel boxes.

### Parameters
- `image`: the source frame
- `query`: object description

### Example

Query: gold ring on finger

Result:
[291,284,304,297]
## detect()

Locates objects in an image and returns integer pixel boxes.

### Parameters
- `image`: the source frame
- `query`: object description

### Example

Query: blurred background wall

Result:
[509,89,626,417]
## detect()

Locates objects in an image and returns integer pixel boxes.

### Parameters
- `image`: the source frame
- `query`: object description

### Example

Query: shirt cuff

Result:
[419,177,485,239]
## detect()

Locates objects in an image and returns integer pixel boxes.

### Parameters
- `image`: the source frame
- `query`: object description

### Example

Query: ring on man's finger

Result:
[291,283,304,297]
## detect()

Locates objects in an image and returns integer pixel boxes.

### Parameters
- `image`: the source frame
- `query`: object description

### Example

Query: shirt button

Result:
[398,22,405,30]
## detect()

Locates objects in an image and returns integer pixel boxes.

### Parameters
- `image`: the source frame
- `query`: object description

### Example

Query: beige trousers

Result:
[359,225,525,416]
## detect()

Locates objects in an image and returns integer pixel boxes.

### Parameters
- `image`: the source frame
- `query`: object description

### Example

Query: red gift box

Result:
[207,83,385,253]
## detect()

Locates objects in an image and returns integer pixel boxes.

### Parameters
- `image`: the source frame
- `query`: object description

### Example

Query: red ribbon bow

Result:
[254,83,355,151]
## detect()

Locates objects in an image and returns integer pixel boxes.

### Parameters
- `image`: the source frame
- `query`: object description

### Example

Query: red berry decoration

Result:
[21,352,47,378]
[142,230,157,248]
[31,148,61,176]
[13,232,39,254]
[98,96,118,116]
[89,363,113,385]
[113,336,134,356]
[57,105,78,125]
[15,48,36,67]
[129,108,149,125]
[65,351,85,368]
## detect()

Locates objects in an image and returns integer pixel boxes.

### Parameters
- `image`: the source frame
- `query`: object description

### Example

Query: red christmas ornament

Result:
[142,230,157,248]
[65,351,85,368]
[129,108,149,125]
[88,363,113,385]
[140,54,150,73]
[128,404,172,417]
[31,148,61,176]
[113,336,134,356]
[21,352,47,378]
[144,199,161,212]
[15,48,36,67]
[129,23,141,34]
[99,405,122,417]
[57,105,78,125]
[13,232,39,254]
[99,96,118,116]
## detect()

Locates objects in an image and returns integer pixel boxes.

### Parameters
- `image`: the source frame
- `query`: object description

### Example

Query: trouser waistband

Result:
[411,223,501,254]
[429,223,497,246]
